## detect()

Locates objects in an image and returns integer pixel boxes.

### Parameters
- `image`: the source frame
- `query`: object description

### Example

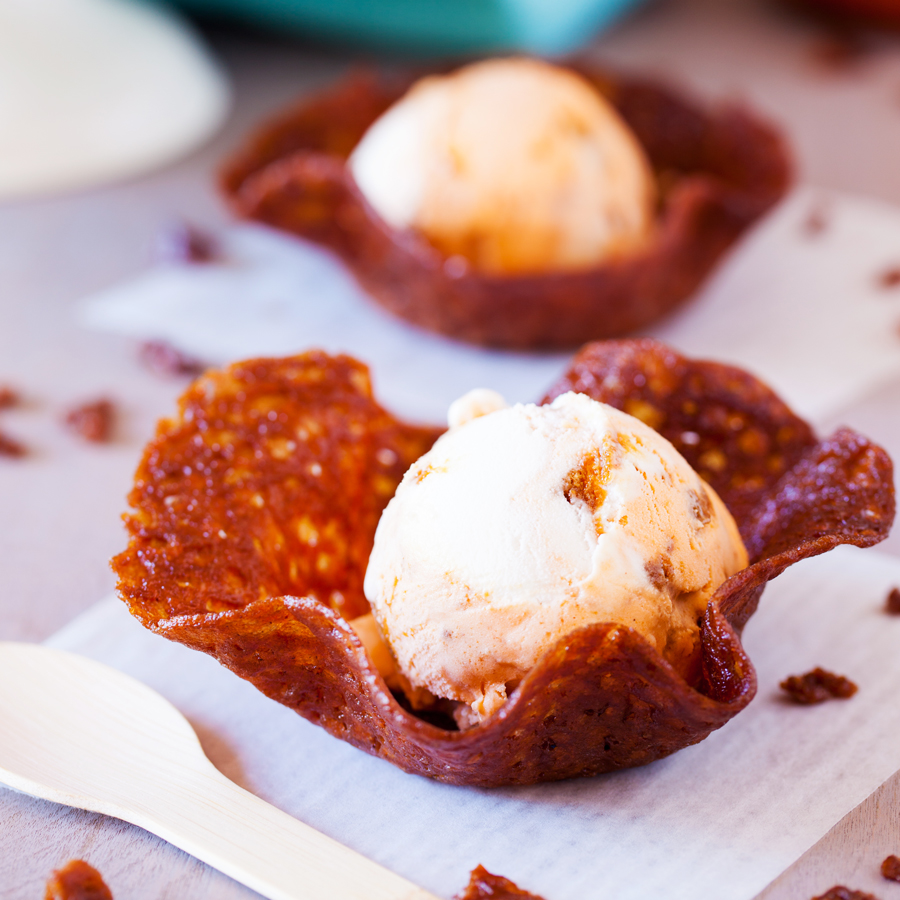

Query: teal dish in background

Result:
[167,0,647,55]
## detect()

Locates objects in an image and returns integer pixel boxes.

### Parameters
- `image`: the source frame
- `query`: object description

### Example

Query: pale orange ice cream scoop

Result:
[363,390,748,726]
[348,58,656,275]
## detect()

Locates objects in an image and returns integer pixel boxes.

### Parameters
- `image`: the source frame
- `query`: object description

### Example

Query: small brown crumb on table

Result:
[809,33,868,71]
[152,221,218,264]
[45,860,113,900]
[780,667,858,704]
[812,888,881,900]
[882,854,900,882]
[878,267,900,290]
[455,865,548,900]
[0,430,26,457]
[885,588,900,614]
[0,385,18,409]
[803,202,831,237]
[64,399,115,443]
[138,340,207,378]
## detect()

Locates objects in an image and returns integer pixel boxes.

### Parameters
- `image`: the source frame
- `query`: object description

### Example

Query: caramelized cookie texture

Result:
[114,341,894,786]
[219,67,791,350]
[113,353,441,625]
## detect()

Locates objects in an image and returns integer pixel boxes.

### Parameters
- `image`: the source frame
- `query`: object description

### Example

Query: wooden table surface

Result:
[2,0,900,896]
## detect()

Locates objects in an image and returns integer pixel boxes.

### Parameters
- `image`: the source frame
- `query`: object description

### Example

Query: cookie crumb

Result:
[45,859,113,900]
[138,340,207,378]
[64,399,115,443]
[0,430,26,457]
[812,887,881,900]
[878,267,900,290]
[780,667,858,704]
[882,855,900,882]
[0,386,19,409]
[152,221,217,264]
[456,865,548,900]
[803,203,830,236]
[809,33,867,71]
[886,588,900,614]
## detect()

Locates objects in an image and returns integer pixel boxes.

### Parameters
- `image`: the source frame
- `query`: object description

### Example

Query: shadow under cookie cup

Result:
[113,340,893,786]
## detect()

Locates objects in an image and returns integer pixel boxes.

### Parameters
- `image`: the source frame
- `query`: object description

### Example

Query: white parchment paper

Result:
[80,185,900,426]
[46,548,900,900]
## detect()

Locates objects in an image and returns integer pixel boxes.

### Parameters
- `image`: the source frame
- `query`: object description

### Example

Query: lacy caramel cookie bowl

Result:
[112,341,893,786]
[219,65,792,351]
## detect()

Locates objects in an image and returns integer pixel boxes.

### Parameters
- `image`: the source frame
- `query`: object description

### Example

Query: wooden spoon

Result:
[0,641,436,900]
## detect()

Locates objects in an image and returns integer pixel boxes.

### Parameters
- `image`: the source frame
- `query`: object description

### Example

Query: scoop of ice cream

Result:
[348,58,656,275]
[363,391,748,725]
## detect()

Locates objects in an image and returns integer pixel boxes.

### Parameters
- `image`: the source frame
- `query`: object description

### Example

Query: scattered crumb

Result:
[809,32,868,71]
[885,587,900,614]
[64,399,115,443]
[780,667,858,704]
[802,202,831,237]
[882,855,900,882]
[780,0,892,50]
[0,386,19,409]
[455,866,547,900]
[878,267,900,290]
[138,340,207,378]
[812,888,881,900]
[45,859,113,900]
[0,430,26,457]
[152,221,218,264]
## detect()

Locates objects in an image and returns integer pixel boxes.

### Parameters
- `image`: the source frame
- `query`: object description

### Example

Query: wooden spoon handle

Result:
[133,763,435,900]
[0,642,436,899]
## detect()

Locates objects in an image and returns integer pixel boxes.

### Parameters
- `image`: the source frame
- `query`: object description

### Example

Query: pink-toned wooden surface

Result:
[2,0,900,897]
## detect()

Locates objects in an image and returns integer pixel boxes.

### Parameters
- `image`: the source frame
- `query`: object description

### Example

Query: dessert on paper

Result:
[112,340,894,786]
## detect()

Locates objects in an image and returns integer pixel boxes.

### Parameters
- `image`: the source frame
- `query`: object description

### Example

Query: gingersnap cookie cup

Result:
[113,341,893,786]
[219,67,792,350]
